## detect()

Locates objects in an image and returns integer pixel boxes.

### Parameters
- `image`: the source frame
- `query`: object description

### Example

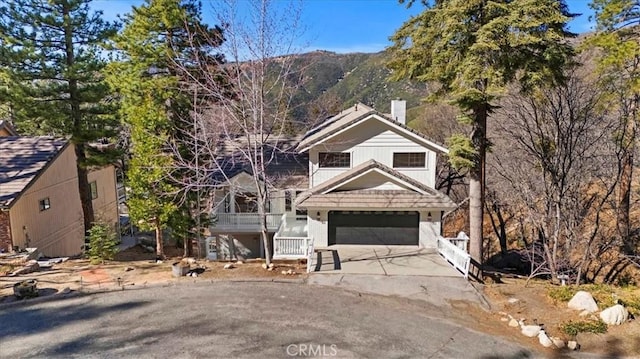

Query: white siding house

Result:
[295,101,456,249]
[208,100,458,261]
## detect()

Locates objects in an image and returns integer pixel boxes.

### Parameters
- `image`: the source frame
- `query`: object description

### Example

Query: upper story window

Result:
[393,152,426,168]
[319,152,350,168]
[89,181,98,200]
[39,197,51,211]
[285,191,292,212]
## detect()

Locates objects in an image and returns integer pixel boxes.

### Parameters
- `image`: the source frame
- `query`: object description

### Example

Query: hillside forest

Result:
[0,0,639,283]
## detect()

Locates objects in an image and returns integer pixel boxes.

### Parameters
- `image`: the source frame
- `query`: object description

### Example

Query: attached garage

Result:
[328,211,419,246]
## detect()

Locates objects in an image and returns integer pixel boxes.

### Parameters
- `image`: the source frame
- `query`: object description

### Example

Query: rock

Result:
[568,291,598,313]
[223,263,234,270]
[500,317,508,322]
[498,311,508,316]
[281,270,288,275]
[261,263,268,269]
[10,260,40,276]
[61,287,71,294]
[519,320,542,338]
[551,337,565,348]
[184,257,197,264]
[538,330,554,348]
[508,298,519,304]
[267,267,273,271]
[508,318,520,327]
[124,267,134,272]
[190,272,198,277]
[600,304,628,325]
[567,341,580,350]
[155,260,163,264]
[268,263,274,269]
[286,269,294,275]
[235,260,243,265]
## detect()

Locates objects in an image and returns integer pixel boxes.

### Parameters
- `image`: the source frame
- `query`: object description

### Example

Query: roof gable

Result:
[295,160,457,210]
[297,103,448,154]
[0,137,68,208]
[296,159,451,205]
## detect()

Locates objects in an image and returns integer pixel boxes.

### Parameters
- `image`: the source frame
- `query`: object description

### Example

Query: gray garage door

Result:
[328,211,419,246]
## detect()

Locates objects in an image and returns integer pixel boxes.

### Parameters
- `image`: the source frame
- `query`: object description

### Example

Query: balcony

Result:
[211,213,283,232]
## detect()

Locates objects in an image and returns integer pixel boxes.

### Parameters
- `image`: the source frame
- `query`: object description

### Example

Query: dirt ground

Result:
[454,276,640,358]
[2,245,640,357]
[0,244,307,303]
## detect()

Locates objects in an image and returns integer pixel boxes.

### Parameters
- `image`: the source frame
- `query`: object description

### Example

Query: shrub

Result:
[548,286,575,302]
[87,222,119,264]
[560,319,608,337]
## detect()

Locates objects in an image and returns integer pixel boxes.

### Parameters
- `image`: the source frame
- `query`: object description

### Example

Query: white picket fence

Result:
[437,236,471,279]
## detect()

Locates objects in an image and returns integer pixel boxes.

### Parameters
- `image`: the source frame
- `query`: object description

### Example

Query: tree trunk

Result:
[75,144,95,232]
[618,113,635,254]
[469,106,487,272]
[62,3,94,233]
[155,220,164,259]
[183,235,192,258]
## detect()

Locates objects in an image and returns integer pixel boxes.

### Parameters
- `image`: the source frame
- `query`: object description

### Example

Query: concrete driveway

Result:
[311,245,463,277]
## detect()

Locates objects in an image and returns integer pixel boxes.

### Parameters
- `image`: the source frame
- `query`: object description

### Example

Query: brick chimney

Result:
[391,99,406,125]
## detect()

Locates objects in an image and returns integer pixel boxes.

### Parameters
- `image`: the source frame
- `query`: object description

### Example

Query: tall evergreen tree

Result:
[588,0,640,255]
[106,0,224,258]
[0,0,119,232]
[388,0,575,273]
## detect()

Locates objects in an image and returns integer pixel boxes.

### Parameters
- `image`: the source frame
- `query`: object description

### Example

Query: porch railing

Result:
[273,237,311,259]
[211,213,282,231]
[437,236,471,279]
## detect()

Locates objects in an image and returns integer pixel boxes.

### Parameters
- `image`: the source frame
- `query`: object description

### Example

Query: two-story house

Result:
[295,100,456,249]
[208,100,459,262]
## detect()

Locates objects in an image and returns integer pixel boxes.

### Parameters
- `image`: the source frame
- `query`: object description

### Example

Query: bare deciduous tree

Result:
[490,68,619,284]
[171,0,307,266]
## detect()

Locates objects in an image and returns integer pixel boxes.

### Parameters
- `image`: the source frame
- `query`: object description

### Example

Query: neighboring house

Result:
[0,120,18,136]
[0,136,118,256]
[209,100,458,260]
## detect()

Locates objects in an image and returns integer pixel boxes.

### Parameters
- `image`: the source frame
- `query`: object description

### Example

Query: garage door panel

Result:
[334,227,418,245]
[329,211,419,246]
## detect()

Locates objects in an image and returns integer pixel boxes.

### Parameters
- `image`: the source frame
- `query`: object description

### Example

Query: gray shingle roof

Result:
[0,137,68,208]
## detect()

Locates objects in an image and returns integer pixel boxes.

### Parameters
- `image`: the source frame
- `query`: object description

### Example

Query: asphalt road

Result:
[0,282,535,359]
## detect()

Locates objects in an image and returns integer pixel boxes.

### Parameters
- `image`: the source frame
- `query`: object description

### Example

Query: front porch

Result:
[211,213,282,232]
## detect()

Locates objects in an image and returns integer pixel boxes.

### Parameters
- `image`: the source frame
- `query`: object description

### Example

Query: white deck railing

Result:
[211,213,282,231]
[437,237,471,278]
[273,237,310,259]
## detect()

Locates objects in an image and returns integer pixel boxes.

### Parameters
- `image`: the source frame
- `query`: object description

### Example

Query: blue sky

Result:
[92,0,595,54]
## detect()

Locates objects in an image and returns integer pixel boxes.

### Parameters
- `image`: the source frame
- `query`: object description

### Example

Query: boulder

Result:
[599,304,628,325]
[567,341,580,351]
[223,263,234,270]
[508,318,519,327]
[520,322,542,338]
[261,263,268,269]
[551,337,565,348]
[538,331,554,348]
[568,291,598,313]
[235,260,244,265]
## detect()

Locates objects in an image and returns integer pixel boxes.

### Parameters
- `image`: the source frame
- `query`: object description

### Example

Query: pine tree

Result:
[388,0,575,272]
[106,0,224,258]
[0,0,119,232]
